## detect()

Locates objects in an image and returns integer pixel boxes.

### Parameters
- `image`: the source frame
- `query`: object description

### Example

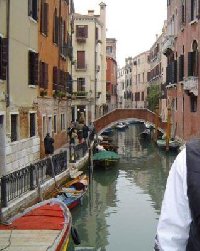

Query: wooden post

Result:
[166,107,171,151]
[154,106,159,142]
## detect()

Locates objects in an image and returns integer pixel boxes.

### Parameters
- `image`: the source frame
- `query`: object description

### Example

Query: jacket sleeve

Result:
[155,149,192,251]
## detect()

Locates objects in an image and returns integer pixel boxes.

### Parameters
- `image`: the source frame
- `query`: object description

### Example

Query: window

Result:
[106,46,112,54]
[47,116,52,135]
[28,0,38,21]
[61,113,65,131]
[40,0,48,36]
[178,54,184,81]
[30,113,36,137]
[42,116,46,139]
[190,95,197,112]
[77,51,85,69]
[0,37,8,80]
[28,51,38,85]
[11,114,18,142]
[191,0,198,21]
[53,9,58,44]
[39,61,48,88]
[76,25,88,38]
[181,0,186,24]
[188,41,198,77]
[54,115,57,133]
[77,78,85,92]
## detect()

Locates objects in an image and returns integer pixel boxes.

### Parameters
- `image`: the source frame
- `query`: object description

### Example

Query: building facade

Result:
[37,0,72,157]
[164,0,200,140]
[148,32,167,118]
[106,38,117,112]
[117,67,126,108]
[0,0,40,176]
[132,52,150,109]
[72,2,107,123]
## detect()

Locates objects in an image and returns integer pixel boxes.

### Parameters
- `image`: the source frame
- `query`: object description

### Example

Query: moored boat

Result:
[115,122,127,130]
[57,175,89,210]
[156,139,180,151]
[93,150,120,169]
[139,129,151,140]
[0,199,73,251]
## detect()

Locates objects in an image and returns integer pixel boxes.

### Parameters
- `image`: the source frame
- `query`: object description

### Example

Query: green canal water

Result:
[69,124,178,251]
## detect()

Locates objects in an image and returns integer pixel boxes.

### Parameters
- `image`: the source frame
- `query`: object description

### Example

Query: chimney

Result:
[88,10,94,16]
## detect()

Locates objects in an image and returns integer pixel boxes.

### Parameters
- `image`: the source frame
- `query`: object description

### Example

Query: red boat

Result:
[0,199,72,251]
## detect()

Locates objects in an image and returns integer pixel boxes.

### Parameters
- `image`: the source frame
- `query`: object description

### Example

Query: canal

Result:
[69,123,178,251]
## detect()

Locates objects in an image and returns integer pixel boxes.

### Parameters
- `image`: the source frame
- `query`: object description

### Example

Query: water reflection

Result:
[69,124,177,251]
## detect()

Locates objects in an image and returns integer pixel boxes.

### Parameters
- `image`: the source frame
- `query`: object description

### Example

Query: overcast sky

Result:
[73,0,167,67]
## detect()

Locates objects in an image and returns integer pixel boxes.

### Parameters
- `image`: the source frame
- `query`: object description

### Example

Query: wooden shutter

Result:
[33,53,38,85]
[44,63,48,89]
[179,55,184,81]
[77,51,85,69]
[53,66,58,88]
[28,0,32,16]
[2,38,8,80]
[44,3,48,36]
[39,61,43,87]
[188,52,194,76]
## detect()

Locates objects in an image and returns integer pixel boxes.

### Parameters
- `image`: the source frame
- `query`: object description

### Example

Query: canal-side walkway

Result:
[0,141,90,221]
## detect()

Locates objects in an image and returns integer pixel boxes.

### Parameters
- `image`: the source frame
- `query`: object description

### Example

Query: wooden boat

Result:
[99,142,118,153]
[0,199,72,251]
[93,150,120,169]
[139,129,151,140]
[156,139,180,151]
[57,175,88,210]
[115,122,127,130]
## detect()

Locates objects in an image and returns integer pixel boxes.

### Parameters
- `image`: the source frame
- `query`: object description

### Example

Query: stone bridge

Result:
[93,108,167,134]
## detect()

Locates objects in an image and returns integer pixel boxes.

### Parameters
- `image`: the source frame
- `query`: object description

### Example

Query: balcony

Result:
[162,35,175,55]
[76,36,86,43]
[183,76,198,96]
[72,91,88,99]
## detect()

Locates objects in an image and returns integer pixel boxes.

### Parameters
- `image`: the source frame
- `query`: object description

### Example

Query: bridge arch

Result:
[93,108,167,134]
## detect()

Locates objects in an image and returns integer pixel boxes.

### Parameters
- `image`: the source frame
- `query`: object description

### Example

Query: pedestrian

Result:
[154,138,200,250]
[70,128,78,145]
[82,123,89,142]
[44,133,54,155]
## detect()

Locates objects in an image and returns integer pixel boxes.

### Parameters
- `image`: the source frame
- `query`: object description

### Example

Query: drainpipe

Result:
[94,20,97,119]
[6,0,10,107]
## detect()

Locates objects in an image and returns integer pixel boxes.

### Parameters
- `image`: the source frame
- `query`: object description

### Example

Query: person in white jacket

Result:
[155,147,192,250]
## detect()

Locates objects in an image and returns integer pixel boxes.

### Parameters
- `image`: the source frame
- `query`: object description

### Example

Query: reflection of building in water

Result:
[131,152,176,213]
[115,125,148,159]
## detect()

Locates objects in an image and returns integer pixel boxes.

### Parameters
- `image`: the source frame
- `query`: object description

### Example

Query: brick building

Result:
[106,38,117,112]
[164,0,200,140]
[37,0,73,157]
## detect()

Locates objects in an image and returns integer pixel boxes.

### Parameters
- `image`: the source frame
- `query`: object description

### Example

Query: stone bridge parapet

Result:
[93,108,167,133]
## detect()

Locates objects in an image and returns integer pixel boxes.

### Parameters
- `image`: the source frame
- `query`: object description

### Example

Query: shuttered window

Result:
[28,51,38,85]
[28,0,38,21]
[77,51,85,69]
[77,78,85,92]
[53,66,58,89]
[53,9,58,44]
[11,114,18,142]
[30,113,36,137]
[39,61,48,89]
[76,25,88,38]
[0,37,8,80]
[179,55,184,81]
[40,0,48,36]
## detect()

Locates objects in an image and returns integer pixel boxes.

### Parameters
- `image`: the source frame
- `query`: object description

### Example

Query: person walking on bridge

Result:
[155,138,200,251]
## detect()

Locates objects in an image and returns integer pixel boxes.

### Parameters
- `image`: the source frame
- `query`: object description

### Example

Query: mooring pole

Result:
[166,107,171,152]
